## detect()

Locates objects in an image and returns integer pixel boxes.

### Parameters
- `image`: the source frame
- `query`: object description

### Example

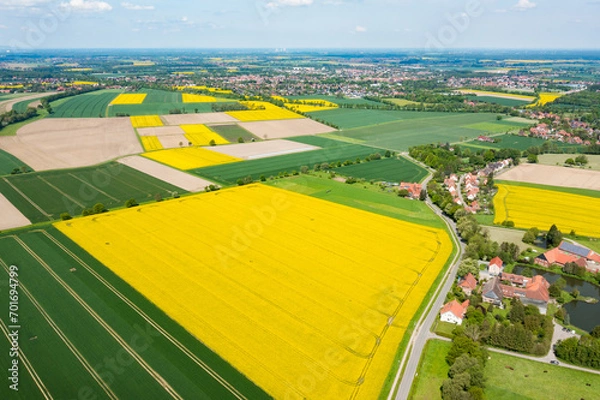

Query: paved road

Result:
[387,171,466,400]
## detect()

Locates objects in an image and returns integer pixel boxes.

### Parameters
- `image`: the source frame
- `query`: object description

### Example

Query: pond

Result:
[513,265,600,332]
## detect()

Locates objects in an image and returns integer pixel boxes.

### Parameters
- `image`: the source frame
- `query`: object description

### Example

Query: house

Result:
[488,256,503,276]
[399,182,422,199]
[499,274,550,306]
[535,241,600,270]
[440,299,470,325]
[482,277,504,306]
[458,273,478,296]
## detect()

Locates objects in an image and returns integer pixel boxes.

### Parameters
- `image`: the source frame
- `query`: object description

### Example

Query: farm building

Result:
[482,274,550,310]
[458,273,478,296]
[482,277,504,306]
[399,182,422,198]
[440,299,470,325]
[488,256,504,276]
[535,241,600,271]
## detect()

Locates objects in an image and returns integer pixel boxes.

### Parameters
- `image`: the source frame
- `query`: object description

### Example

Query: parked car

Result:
[550,360,559,365]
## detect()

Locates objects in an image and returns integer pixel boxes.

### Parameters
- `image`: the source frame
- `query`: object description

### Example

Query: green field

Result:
[0,162,185,224]
[539,154,600,171]
[108,89,239,116]
[467,95,533,107]
[334,157,428,183]
[0,149,30,176]
[461,134,582,152]
[49,90,121,118]
[330,113,527,151]
[288,95,383,107]
[0,228,269,399]
[410,339,600,400]
[266,174,445,229]
[383,98,420,107]
[307,109,450,129]
[12,98,41,114]
[208,124,260,142]
[192,142,378,185]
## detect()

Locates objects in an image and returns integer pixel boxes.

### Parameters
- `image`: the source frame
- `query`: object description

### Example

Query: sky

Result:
[0,0,599,50]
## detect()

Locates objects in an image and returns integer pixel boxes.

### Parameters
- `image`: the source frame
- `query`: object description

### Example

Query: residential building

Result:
[440,299,470,325]
[488,256,503,276]
[459,273,478,296]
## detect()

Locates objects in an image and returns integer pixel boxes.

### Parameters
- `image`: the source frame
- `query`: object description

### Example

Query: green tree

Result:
[209,139,216,146]
[60,212,72,221]
[125,198,138,208]
[527,153,539,163]
[237,137,245,143]
[458,258,480,278]
[92,203,106,214]
[546,224,563,247]
[508,298,525,324]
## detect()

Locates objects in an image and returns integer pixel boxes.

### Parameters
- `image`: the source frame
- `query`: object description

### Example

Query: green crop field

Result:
[409,339,600,400]
[266,174,445,229]
[467,95,533,107]
[0,228,269,399]
[334,157,428,183]
[0,162,185,223]
[307,109,450,129]
[461,134,582,152]
[12,98,43,114]
[288,95,383,107]
[0,149,30,176]
[192,143,377,185]
[330,113,526,151]
[49,90,121,118]
[461,122,526,133]
[208,124,260,142]
[107,89,240,116]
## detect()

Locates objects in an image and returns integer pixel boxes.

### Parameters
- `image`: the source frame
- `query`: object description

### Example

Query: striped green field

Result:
[192,142,380,185]
[0,162,184,223]
[49,90,121,118]
[306,109,450,129]
[208,124,260,142]
[288,95,383,107]
[0,228,270,399]
[334,157,428,183]
[461,134,582,152]
[0,149,30,176]
[467,95,533,107]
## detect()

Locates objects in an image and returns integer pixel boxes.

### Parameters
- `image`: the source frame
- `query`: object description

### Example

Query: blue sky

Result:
[0,0,598,49]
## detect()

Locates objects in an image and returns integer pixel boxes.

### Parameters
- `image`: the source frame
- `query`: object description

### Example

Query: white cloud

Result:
[61,0,112,12]
[355,25,367,32]
[266,0,314,9]
[122,2,153,10]
[0,0,50,9]
[513,0,536,11]
[0,24,7,29]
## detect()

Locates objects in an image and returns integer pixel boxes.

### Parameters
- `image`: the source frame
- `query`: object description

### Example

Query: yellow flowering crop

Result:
[494,183,600,237]
[110,93,147,105]
[142,147,241,170]
[130,115,163,128]
[534,92,563,106]
[182,93,217,103]
[226,101,304,121]
[71,81,98,86]
[180,124,229,146]
[140,136,163,151]
[55,184,453,400]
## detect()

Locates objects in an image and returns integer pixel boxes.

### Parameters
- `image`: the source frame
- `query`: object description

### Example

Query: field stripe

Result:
[1,177,52,219]
[39,229,248,400]
[67,173,120,202]
[37,176,86,208]
[96,168,173,194]
[12,236,184,400]
[0,256,117,400]
[0,311,53,400]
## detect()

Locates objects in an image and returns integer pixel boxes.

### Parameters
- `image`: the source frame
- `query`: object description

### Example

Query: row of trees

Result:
[555,331,600,370]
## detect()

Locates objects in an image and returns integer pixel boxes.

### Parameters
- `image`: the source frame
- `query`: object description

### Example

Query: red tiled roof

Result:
[440,299,470,319]
[459,273,477,290]
[489,256,503,268]
[542,247,579,265]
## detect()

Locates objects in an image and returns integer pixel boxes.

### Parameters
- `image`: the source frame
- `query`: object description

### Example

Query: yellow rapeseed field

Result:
[55,184,453,400]
[142,147,241,170]
[273,96,338,113]
[130,115,164,128]
[111,93,147,105]
[140,136,163,151]
[71,81,98,86]
[182,93,217,103]
[494,183,600,237]
[226,101,304,121]
[180,124,229,146]
[532,92,563,107]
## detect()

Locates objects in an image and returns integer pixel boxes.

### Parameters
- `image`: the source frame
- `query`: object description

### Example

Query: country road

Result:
[387,157,466,400]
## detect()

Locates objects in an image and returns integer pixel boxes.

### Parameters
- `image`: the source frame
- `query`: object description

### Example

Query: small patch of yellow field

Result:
[140,136,163,151]
[130,115,163,128]
[180,124,229,146]
[55,184,453,400]
[529,92,563,107]
[0,85,24,89]
[71,81,98,86]
[227,101,304,121]
[111,93,147,105]
[175,85,233,94]
[142,147,241,170]
[494,183,600,238]
[182,93,217,103]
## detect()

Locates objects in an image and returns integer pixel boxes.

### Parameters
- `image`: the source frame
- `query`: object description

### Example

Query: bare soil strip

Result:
[0,192,32,230]
[207,139,320,160]
[161,113,238,126]
[137,126,185,137]
[238,118,336,140]
[498,164,600,191]
[0,92,57,114]
[118,156,215,192]
[0,118,143,171]
[157,135,190,149]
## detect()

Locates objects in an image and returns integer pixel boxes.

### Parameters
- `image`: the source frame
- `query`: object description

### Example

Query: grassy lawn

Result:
[334,157,429,183]
[265,173,445,229]
[461,134,581,152]
[433,320,458,338]
[410,339,600,400]
[409,340,451,400]
[474,213,495,226]
[539,154,600,171]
